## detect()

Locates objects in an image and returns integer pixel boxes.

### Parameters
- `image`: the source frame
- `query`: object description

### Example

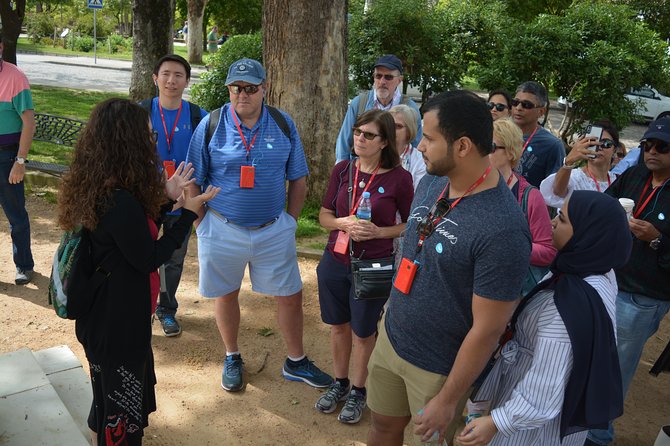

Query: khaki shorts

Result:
[367,318,471,444]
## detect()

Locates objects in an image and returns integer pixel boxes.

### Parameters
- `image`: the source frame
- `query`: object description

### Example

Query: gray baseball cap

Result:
[225,58,266,85]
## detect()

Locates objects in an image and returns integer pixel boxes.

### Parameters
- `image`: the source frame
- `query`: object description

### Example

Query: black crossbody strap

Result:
[348,159,354,257]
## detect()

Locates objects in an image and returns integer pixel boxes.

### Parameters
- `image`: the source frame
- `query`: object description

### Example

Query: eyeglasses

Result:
[487,102,509,112]
[151,130,158,143]
[511,98,541,110]
[642,139,670,154]
[229,84,260,95]
[374,73,401,81]
[417,198,452,238]
[492,142,506,151]
[598,139,616,149]
[353,127,381,140]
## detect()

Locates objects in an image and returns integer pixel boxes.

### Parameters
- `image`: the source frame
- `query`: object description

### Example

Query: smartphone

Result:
[585,125,603,159]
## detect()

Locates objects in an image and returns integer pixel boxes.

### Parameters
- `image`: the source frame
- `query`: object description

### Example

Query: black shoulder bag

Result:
[347,160,396,300]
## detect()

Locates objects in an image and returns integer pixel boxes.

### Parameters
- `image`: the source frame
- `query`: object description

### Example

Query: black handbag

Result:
[346,160,396,300]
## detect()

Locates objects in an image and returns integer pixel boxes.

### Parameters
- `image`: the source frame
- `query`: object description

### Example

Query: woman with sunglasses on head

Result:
[390,104,426,191]
[315,109,413,425]
[58,98,219,445]
[540,119,619,210]
[458,190,632,446]
[488,90,513,121]
[489,119,556,294]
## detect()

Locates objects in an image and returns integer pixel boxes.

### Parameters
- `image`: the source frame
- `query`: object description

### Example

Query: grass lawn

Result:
[18,37,190,62]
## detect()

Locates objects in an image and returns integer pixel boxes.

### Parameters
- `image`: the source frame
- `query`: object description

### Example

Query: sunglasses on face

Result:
[353,127,381,140]
[487,102,509,112]
[229,84,260,95]
[642,139,670,154]
[598,139,616,149]
[417,198,452,238]
[511,98,540,110]
[374,73,400,81]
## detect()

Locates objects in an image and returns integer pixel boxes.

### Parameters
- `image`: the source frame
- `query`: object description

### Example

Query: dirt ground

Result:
[1,192,669,446]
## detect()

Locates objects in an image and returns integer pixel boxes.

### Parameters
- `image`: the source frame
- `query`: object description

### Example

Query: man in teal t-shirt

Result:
[0,32,35,285]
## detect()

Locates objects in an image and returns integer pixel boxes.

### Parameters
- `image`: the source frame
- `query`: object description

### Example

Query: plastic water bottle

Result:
[356,191,372,220]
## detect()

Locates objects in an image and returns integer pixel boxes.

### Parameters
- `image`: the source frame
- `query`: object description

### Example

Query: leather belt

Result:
[209,208,278,230]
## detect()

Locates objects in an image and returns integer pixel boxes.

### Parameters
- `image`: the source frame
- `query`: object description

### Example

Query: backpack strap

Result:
[357,91,369,117]
[520,184,536,219]
[206,107,221,148]
[188,101,202,132]
[138,98,153,117]
[266,105,291,140]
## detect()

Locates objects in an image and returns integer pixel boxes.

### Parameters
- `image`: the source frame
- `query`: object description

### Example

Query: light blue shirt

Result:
[611,147,640,176]
[335,91,423,163]
[187,103,309,227]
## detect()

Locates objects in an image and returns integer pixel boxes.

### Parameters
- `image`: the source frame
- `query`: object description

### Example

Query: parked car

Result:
[558,86,670,122]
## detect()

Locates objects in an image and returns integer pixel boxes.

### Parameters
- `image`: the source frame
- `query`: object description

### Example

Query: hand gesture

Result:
[183,184,221,213]
[566,136,599,165]
[629,217,661,242]
[8,162,25,184]
[457,415,498,446]
[336,215,359,234]
[165,162,196,201]
[350,219,381,242]
[413,397,456,444]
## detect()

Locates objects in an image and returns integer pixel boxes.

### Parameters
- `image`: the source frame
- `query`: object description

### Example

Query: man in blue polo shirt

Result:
[335,54,422,163]
[186,58,332,393]
[141,54,207,337]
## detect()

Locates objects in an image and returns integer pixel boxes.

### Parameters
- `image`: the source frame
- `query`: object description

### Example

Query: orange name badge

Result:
[163,160,176,179]
[333,230,350,255]
[394,258,418,294]
[240,165,255,188]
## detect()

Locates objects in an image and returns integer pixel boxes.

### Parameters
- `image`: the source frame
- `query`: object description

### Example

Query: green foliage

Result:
[614,0,670,41]
[106,33,132,53]
[191,32,262,111]
[475,2,670,142]
[206,0,261,34]
[348,0,504,100]
[69,35,95,52]
[26,12,57,41]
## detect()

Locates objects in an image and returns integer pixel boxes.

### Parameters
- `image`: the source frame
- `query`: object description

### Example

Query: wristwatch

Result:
[14,156,26,165]
[650,234,662,251]
[562,157,577,169]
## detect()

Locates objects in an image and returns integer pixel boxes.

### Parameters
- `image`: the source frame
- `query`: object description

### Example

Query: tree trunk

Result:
[187,0,206,64]
[263,0,348,206]
[129,0,175,101]
[0,0,26,65]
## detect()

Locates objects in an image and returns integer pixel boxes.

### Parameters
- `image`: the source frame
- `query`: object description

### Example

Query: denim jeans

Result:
[155,214,191,317]
[0,149,34,271]
[587,291,670,445]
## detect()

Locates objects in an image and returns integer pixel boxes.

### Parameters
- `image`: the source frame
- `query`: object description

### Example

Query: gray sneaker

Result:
[15,269,33,285]
[338,389,366,424]
[315,381,349,414]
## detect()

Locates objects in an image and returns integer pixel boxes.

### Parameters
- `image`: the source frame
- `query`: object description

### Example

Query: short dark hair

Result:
[153,54,191,80]
[488,89,512,108]
[352,109,400,169]
[516,81,548,107]
[422,90,493,157]
[592,119,620,146]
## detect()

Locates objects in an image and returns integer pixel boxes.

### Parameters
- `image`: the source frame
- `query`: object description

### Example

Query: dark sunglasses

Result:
[417,198,452,238]
[642,139,670,154]
[353,127,381,140]
[487,102,509,112]
[598,139,616,149]
[229,84,260,95]
[511,98,540,110]
[492,142,506,151]
[374,73,401,81]
[151,130,158,143]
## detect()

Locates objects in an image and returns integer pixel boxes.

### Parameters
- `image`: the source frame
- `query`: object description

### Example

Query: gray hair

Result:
[516,81,548,107]
[389,104,419,145]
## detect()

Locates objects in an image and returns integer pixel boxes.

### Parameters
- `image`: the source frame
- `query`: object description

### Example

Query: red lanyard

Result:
[519,126,539,158]
[350,160,381,215]
[158,100,183,155]
[231,110,259,162]
[506,172,515,186]
[633,176,668,219]
[585,166,611,193]
[417,165,492,250]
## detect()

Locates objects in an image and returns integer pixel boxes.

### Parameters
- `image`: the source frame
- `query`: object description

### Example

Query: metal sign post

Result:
[87,0,104,64]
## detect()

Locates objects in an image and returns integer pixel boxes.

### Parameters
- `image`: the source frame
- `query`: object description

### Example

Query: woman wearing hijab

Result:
[457,190,632,446]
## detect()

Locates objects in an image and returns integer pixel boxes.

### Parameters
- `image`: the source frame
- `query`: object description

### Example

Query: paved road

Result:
[17,52,647,147]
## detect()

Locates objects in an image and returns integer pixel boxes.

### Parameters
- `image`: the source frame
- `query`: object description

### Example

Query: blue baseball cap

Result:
[374,54,403,74]
[225,58,266,85]
[642,117,670,144]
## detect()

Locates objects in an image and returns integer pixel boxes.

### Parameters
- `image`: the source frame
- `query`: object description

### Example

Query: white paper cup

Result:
[619,198,635,219]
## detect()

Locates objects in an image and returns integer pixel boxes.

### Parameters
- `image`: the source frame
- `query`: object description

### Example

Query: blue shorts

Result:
[196,210,302,297]
[316,250,386,338]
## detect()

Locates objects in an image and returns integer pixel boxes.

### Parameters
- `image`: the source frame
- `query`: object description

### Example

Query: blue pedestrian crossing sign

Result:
[87,0,103,9]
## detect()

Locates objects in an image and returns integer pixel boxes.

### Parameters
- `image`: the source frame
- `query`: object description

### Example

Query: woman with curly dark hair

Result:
[58,98,218,446]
